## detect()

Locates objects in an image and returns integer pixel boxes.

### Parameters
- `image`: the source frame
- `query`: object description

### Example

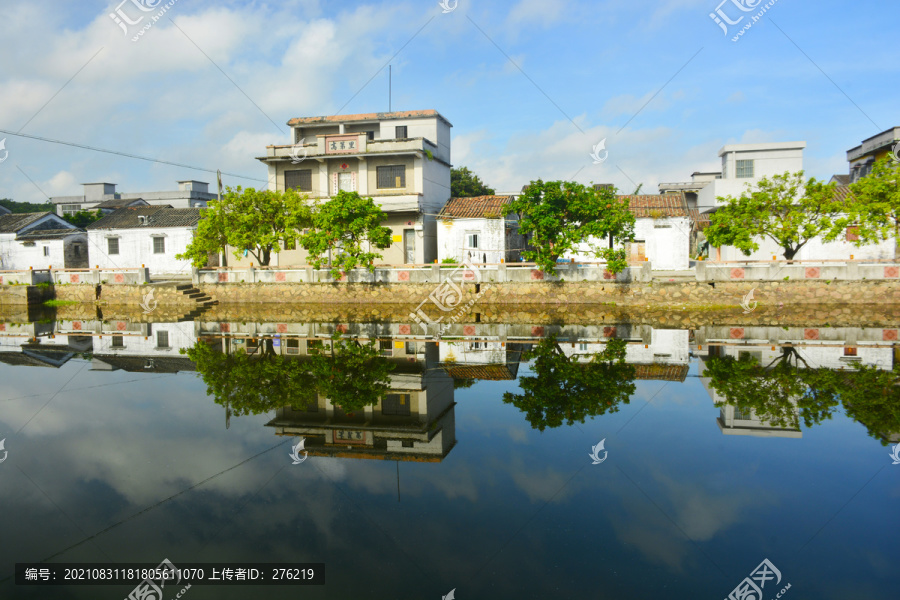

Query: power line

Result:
[0,129,267,183]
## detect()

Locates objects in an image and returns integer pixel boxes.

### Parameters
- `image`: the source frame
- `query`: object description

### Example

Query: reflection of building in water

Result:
[698,338,895,439]
[0,320,92,368]
[560,328,690,381]
[438,341,527,381]
[259,340,456,462]
[91,321,197,373]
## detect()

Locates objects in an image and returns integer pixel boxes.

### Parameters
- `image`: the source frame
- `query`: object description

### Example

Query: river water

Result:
[0,308,898,599]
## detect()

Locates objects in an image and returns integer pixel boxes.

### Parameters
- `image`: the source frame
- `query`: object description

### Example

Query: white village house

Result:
[86,206,201,276]
[662,140,895,261]
[709,185,895,261]
[250,109,452,267]
[436,195,524,264]
[564,194,696,271]
[0,212,88,270]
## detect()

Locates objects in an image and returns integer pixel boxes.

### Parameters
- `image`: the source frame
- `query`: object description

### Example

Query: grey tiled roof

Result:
[86,206,200,230]
[17,228,85,241]
[0,212,53,234]
[95,198,148,209]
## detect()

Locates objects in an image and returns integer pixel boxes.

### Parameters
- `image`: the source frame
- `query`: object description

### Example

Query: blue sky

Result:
[0,0,896,203]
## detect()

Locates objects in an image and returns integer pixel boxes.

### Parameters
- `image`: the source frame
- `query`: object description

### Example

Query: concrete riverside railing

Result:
[193,258,900,285]
[47,268,150,285]
[194,262,654,285]
[695,259,900,282]
[0,269,53,285]
[0,267,152,285]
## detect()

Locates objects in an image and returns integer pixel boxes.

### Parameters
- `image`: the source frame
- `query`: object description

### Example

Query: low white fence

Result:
[696,259,900,282]
[0,267,150,285]
[195,262,653,285]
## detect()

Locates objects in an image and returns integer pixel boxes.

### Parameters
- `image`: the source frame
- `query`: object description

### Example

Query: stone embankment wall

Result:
[54,284,198,309]
[197,280,900,307]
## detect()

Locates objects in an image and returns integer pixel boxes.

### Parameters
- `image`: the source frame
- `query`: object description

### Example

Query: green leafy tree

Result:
[706,172,847,260]
[451,167,495,197]
[183,341,316,417]
[178,186,312,267]
[502,180,635,275]
[503,336,636,431]
[300,191,392,278]
[843,157,900,251]
[308,334,395,413]
[0,198,55,213]
[63,209,104,228]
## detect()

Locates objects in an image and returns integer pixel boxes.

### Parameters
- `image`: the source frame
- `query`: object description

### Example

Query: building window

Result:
[156,330,169,348]
[395,125,408,139]
[153,237,165,254]
[405,341,416,355]
[579,342,588,352]
[285,169,312,192]
[846,226,859,242]
[376,165,406,189]
[736,159,754,178]
[367,131,375,141]
[108,238,120,255]
[721,156,727,179]
[465,231,479,249]
[73,244,82,257]
[111,335,124,348]
[286,338,300,354]
[43,246,50,256]
[734,407,753,421]
[383,393,411,416]
[61,204,81,215]
[380,340,393,356]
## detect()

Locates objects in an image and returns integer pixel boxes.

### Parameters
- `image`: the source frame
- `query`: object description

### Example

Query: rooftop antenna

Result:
[389,65,392,112]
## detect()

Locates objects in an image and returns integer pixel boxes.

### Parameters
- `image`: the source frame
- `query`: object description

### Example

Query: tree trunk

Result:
[261,248,271,266]
[782,247,797,261]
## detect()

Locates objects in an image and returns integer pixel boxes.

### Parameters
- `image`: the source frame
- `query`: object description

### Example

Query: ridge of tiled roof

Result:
[95,198,147,209]
[438,196,514,219]
[442,363,517,380]
[86,206,199,230]
[617,194,692,218]
[288,109,452,127]
[17,228,85,240]
[633,363,690,381]
[0,212,55,234]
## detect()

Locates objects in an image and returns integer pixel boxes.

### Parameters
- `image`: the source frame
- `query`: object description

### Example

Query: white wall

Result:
[564,217,691,270]
[714,230,895,261]
[0,234,70,270]
[439,340,505,364]
[437,217,507,263]
[87,226,195,275]
[560,329,690,365]
[92,321,197,356]
[698,143,805,210]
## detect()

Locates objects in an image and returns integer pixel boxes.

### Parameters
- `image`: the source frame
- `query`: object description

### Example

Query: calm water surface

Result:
[0,314,898,599]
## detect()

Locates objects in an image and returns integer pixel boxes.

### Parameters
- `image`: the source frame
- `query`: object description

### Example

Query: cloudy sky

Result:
[0,0,895,203]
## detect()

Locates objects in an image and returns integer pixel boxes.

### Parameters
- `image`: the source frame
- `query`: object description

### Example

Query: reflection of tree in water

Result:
[184,335,395,417]
[308,335,395,413]
[706,347,900,445]
[503,335,636,431]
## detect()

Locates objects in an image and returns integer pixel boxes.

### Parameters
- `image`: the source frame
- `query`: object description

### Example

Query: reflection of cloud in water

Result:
[605,467,772,572]
[507,426,529,444]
